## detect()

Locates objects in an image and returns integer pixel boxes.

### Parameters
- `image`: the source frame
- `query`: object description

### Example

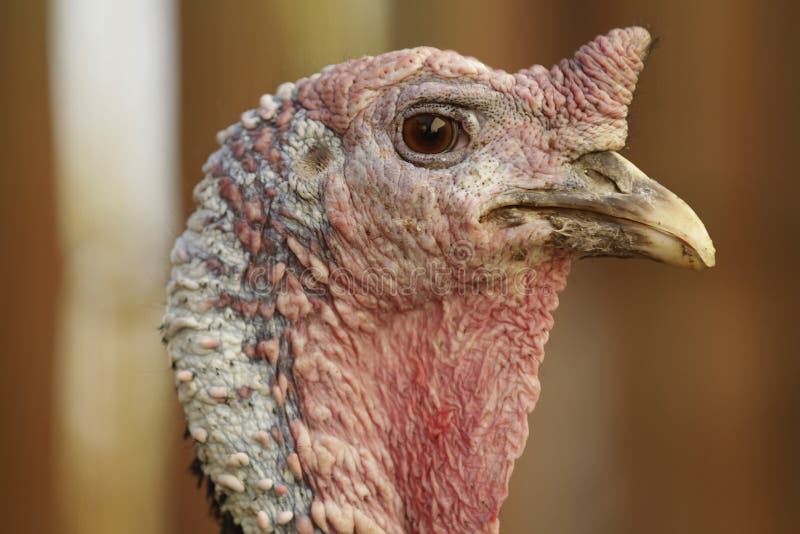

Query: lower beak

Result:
[488,151,716,269]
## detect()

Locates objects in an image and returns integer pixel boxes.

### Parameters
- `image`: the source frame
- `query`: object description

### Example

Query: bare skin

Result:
[163,27,714,534]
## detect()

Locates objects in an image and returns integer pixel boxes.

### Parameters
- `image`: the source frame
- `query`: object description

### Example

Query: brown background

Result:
[2,0,798,533]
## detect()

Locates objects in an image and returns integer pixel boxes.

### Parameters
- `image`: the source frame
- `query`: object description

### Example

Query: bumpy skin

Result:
[164,28,651,533]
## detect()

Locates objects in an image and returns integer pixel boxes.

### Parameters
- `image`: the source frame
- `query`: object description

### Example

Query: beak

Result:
[487,151,716,269]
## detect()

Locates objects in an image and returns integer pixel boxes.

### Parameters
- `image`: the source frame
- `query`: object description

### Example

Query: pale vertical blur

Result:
[49,0,177,533]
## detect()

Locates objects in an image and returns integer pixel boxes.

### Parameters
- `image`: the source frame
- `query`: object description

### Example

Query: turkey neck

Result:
[288,257,570,533]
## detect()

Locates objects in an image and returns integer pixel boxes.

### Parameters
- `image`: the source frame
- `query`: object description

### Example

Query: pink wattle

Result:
[290,257,570,534]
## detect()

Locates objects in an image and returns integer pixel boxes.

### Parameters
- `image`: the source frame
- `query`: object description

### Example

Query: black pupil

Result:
[417,115,446,138]
[404,113,454,154]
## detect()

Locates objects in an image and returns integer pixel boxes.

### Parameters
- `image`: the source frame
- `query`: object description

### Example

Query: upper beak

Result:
[487,151,716,269]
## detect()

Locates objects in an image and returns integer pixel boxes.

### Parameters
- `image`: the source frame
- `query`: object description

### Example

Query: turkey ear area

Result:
[302,142,335,174]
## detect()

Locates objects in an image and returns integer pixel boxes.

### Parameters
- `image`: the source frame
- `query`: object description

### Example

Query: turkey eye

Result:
[402,113,458,154]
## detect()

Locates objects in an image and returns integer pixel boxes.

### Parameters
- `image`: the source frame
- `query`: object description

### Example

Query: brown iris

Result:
[402,113,458,154]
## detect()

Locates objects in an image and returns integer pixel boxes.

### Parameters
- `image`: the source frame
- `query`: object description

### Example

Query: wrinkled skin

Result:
[163,27,714,534]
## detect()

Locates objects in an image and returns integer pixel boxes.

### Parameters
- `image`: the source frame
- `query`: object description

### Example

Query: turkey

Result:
[163,26,715,534]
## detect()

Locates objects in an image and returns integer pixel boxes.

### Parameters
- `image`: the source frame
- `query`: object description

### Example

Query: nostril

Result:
[584,169,623,194]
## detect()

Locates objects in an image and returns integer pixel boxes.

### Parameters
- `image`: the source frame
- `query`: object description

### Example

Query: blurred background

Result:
[1,0,797,533]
